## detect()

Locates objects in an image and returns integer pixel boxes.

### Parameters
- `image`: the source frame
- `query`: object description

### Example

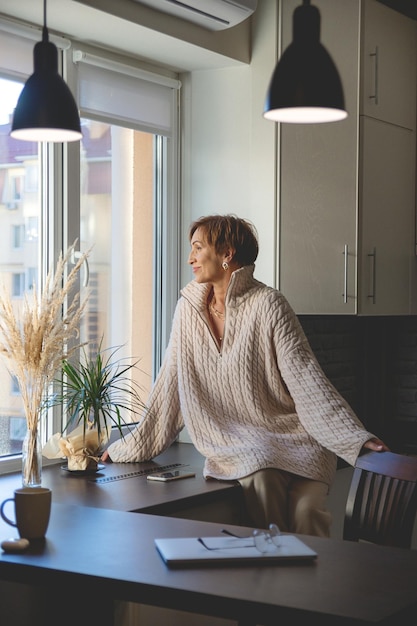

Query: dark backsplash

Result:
[298,315,417,455]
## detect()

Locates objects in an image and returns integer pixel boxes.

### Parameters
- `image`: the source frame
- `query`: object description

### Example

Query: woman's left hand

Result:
[362,437,390,452]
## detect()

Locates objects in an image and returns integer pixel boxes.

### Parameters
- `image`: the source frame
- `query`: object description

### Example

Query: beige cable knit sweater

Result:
[107,265,374,486]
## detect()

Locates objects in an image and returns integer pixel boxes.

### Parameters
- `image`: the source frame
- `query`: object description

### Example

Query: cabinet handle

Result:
[369,46,379,105]
[342,244,348,304]
[367,247,376,304]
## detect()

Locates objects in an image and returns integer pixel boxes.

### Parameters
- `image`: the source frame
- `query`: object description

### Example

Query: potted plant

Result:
[44,341,147,472]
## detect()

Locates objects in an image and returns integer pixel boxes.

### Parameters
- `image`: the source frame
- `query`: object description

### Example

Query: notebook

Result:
[155,534,317,567]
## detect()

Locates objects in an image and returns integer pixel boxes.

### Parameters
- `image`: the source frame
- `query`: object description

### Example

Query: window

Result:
[11,376,20,395]
[12,224,25,248]
[26,267,37,291]
[3,171,23,209]
[0,23,180,471]
[78,121,156,395]
[8,417,26,455]
[12,272,25,297]
[0,70,40,462]
[73,49,181,382]
[24,164,38,193]
[25,216,39,241]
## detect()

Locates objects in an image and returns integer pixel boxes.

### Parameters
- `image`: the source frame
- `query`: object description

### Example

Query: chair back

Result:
[343,450,417,548]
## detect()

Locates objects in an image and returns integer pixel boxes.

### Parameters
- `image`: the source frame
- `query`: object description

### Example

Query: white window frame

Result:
[66,45,181,378]
[0,21,181,474]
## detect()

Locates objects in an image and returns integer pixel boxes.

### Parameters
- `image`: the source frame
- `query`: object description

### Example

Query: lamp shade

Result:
[264,2,347,123]
[11,30,82,142]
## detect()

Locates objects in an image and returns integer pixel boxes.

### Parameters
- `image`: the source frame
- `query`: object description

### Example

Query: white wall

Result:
[180,0,279,289]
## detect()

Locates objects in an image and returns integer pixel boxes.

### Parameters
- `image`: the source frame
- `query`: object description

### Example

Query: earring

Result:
[222,261,229,271]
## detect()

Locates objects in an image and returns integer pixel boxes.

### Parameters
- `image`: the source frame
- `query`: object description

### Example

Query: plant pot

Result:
[67,453,99,472]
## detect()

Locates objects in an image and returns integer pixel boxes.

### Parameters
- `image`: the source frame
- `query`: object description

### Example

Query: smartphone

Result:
[147,470,196,482]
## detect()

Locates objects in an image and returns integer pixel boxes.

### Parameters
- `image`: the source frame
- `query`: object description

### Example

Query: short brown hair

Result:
[189,214,259,266]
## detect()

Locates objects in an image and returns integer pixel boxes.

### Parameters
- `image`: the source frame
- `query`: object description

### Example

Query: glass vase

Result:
[22,426,42,487]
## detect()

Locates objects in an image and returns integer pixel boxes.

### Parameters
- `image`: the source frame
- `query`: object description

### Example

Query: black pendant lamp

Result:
[11,0,82,142]
[263,0,347,124]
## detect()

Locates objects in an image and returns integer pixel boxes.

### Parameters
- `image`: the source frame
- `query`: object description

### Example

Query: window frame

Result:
[0,23,181,474]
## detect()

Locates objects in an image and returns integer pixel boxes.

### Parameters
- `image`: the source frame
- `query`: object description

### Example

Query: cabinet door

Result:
[361,0,417,129]
[279,0,360,315]
[280,121,358,315]
[359,116,415,315]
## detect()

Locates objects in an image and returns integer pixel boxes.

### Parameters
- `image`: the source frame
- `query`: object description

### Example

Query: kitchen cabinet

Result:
[280,117,358,314]
[361,0,416,129]
[359,116,415,315]
[279,0,417,315]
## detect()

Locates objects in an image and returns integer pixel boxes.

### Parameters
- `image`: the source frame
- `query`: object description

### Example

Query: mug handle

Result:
[0,498,17,527]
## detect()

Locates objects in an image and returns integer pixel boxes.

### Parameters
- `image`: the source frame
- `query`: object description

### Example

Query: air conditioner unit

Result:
[131,0,258,31]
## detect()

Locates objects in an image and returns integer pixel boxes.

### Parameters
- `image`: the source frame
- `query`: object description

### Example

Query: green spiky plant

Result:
[58,341,146,458]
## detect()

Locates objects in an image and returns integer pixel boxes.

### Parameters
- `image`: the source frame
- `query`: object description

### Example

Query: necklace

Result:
[209,297,225,320]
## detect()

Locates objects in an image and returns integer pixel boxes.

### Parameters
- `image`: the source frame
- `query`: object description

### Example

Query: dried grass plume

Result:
[0,243,90,433]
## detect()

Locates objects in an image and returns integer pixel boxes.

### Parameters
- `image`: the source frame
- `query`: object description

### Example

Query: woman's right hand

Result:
[101,450,112,463]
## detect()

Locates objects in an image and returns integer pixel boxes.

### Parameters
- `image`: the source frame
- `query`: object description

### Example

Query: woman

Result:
[102,214,388,536]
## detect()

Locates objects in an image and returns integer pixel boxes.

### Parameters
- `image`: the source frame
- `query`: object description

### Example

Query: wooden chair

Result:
[343,450,417,548]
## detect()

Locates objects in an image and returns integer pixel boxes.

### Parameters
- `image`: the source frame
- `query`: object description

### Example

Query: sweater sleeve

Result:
[273,297,375,467]
[106,304,184,463]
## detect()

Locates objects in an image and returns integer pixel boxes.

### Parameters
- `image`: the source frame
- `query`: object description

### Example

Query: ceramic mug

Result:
[0,487,51,539]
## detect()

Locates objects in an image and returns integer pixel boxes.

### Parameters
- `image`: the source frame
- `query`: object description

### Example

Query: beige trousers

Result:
[238,468,332,537]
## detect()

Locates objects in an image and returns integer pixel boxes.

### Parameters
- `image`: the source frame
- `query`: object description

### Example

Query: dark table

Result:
[0,442,243,519]
[0,442,417,626]
[1,502,417,626]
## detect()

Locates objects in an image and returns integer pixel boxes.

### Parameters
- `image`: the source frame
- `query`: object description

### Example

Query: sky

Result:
[0,78,23,125]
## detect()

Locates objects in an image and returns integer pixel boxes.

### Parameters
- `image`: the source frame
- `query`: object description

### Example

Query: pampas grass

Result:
[0,243,89,484]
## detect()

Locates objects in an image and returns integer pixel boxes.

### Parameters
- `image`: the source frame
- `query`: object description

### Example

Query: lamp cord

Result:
[42,0,48,42]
